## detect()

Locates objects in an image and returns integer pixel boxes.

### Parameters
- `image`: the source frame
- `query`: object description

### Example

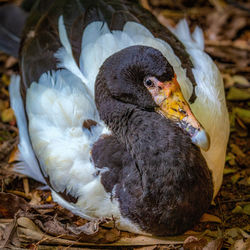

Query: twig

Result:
[7,190,32,200]
[1,178,4,192]
[216,197,225,232]
[220,197,250,204]
[30,204,56,209]
[0,215,17,249]
[205,40,250,51]
[0,219,13,223]
[23,177,30,196]
[0,122,18,133]
[140,0,151,11]
[34,234,65,248]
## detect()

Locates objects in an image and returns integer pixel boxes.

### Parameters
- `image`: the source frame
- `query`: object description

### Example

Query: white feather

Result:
[9,75,46,184]
[54,16,94,103]
[192,26,204,50]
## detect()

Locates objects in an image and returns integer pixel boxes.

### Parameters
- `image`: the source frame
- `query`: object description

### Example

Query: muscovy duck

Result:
[1,0,229,236]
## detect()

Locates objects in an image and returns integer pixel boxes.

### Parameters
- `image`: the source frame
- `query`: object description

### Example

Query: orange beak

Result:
[147,74,210,151]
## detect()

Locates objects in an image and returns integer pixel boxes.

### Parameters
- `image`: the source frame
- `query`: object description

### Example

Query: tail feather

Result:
[9,75,46,184]
[0,4,27,57]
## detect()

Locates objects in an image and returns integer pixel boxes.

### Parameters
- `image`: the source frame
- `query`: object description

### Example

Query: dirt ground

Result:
[0,0,249,249]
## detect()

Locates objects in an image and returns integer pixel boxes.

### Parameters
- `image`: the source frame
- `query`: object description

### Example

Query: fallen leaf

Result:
[41,219,69,236]
[67,219,101,235]
[0,193,30,218]
[230,238,250,250]
[8,145,19,163]
[226,153,236,166]
[0,100,9,112]
[17,217,41,233]
[238,177,250,186]
[16,216,187,246]
[200,213,222,223]
[1,108,15,123]
[225,228,250,241]
[223,73,235,88]
[232,75,250,87]
[242,204,250,216]
[1,74,10,86]
[231,173,242,184]
[230,144,246,158]
[243,225,250,233]
[227,87,250,101]
[74,218,88,227]
[136,246,159,250]
[183,236,207,250]
[203,238,223,250]
[232,205,244,214]
[29,190,41,206]
[233,107,250,124]
[0,218,17,249]
[45,194,52,202]
[5,56,18,69]
[223,168,237,175]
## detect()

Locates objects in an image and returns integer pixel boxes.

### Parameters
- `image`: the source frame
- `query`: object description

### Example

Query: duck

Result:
[1,0,229,236]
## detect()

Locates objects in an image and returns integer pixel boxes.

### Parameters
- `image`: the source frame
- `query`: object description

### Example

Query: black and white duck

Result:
[1,0,229,236]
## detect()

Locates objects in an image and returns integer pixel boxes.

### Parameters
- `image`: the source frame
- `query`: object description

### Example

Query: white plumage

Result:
[10,17,229,233]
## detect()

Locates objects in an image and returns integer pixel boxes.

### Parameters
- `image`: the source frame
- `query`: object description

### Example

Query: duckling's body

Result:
[7,0,229,236]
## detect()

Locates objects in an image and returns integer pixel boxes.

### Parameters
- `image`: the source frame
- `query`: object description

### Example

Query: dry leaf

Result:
[230,238,250,250]
[225,228,249,242]
[29,190,42,206]
[0,99,9,112]
[8,145,19,163]
[230,144,246,158]
[1,74,10,86]
[5,56,18,69]
[238,176,250,186]
[67,220,101,235]
[227,87,250,101]
[232,75,249,87]
[223,168,237,175]
[0,193,30,218]
[232,205,244,214]
[231,173,242,184]
[233,108,250,124]
[183,236,207,250]
[226,153,236,166]
[1,108,15,123]
[242,204,250,216]
[203,238,223,250]
[16,216,187,246]
[232,204,250,216]
[200,213,222,223]
[0,218,17,249]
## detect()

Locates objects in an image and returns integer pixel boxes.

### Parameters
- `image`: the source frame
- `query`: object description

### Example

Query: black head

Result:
[96,45,174,110]
[95,45,210,151]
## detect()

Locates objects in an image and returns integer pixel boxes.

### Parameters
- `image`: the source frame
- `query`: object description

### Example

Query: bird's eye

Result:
[144,79,154,88]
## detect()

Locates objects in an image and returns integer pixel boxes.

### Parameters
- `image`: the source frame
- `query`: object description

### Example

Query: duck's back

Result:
[20,0,196,96]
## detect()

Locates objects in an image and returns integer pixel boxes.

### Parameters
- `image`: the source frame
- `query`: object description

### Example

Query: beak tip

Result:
[192,130,210,152]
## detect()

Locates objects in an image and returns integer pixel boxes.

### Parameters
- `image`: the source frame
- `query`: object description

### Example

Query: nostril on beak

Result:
[157,81,164,91]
